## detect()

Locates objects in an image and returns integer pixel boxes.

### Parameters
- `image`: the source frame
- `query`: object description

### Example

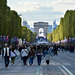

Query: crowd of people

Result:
[2,43,75,69]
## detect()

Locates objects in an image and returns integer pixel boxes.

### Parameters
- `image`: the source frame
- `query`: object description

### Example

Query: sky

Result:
[7,0,75,27]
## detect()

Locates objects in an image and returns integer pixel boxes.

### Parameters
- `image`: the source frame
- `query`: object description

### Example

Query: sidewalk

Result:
[0,54,2,66]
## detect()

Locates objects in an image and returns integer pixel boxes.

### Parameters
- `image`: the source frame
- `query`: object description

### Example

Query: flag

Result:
[3,35,6,42]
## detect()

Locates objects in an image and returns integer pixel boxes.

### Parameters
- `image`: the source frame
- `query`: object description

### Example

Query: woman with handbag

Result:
[21,45,28,65]
[44,45,50,65]
[10,47,17,65]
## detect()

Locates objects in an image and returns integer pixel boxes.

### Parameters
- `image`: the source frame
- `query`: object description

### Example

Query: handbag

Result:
[14,52,17,57]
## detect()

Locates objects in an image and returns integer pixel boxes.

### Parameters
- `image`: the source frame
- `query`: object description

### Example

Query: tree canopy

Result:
[0,0,36,42]
[47,10,75,42]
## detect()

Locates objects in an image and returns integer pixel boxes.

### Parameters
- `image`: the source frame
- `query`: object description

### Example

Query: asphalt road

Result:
[0,50,75,75]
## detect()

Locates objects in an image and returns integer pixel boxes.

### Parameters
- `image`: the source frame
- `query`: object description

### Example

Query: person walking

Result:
[53,45,58,56]
[36,45,43,65]
[21,45,29,65]
[61,45,64,52]
[10,47,17,65]
[2,44,11,69]
[29,46,35,65]
[44,45,50,65]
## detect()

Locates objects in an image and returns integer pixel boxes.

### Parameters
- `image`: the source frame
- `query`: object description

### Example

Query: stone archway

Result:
[34,22,49,38]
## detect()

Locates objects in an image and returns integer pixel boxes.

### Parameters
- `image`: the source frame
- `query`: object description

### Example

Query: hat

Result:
[5,44,7,46]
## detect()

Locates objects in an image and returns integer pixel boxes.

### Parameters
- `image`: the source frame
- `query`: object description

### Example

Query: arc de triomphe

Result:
[34,22,49,37]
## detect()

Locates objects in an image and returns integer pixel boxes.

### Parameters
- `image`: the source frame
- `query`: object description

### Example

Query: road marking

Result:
[63,63,71,66]
[40,66,43,75]
[61,65,73,75]
[58,66,68,75]
[42,58,45,63]
[36,66,40,75]
[41,59,73,75]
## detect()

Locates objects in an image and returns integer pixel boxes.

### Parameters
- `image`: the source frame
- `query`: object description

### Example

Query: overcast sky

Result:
[7,0,75,27]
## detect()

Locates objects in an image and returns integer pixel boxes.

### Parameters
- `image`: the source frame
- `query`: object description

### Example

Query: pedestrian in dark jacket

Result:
[54,45,58,56]
[2,44,11,69]
[36,45,43,65]
[44,46,50,65]
[29,46,35,65]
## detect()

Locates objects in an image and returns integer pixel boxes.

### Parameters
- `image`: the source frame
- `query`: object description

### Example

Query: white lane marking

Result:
[63,63,71,66]
[40,73,43,75]
[61,65,73,75]
[42,59,73,75]
[40,66,43,75]
[58,66,68,75]
[36,66,40,75]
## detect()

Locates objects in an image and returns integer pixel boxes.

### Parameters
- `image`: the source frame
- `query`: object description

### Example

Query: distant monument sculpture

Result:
[23,20,30,29]
[52,20,57,30]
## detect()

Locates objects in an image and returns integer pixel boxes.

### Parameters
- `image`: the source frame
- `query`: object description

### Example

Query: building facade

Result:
[23,20,30,29]
[52,20,57,30]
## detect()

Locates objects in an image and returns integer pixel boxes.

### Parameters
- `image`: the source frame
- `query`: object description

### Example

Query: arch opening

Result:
[38,28,44,37]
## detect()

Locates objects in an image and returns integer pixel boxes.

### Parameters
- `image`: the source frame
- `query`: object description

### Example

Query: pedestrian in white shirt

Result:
[21,45,28,65]
[10,47,17,65]
[2,44,11,69]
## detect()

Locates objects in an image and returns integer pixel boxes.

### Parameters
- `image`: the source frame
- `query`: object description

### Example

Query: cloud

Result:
[17,1,53,12]
[7,0,75,27]
[21,11,63,22]
[9,0,75,13]
[21,12,62,27]
[21,10,63,16]
[51,0,75,13]
[53,0,75,4]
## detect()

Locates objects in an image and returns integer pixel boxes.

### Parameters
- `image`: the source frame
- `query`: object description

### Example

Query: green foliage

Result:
[10,10,22,38]
[63,10,75,38]
[47,10,75,42]
[21,26,28,41]
[0,0,22,38]
[47,33,52,42]
[21,26,36,42]
[0,0,36,42]
[0,0,7,35]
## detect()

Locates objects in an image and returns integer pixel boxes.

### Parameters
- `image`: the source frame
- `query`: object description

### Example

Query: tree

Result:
[47,10,75,42]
